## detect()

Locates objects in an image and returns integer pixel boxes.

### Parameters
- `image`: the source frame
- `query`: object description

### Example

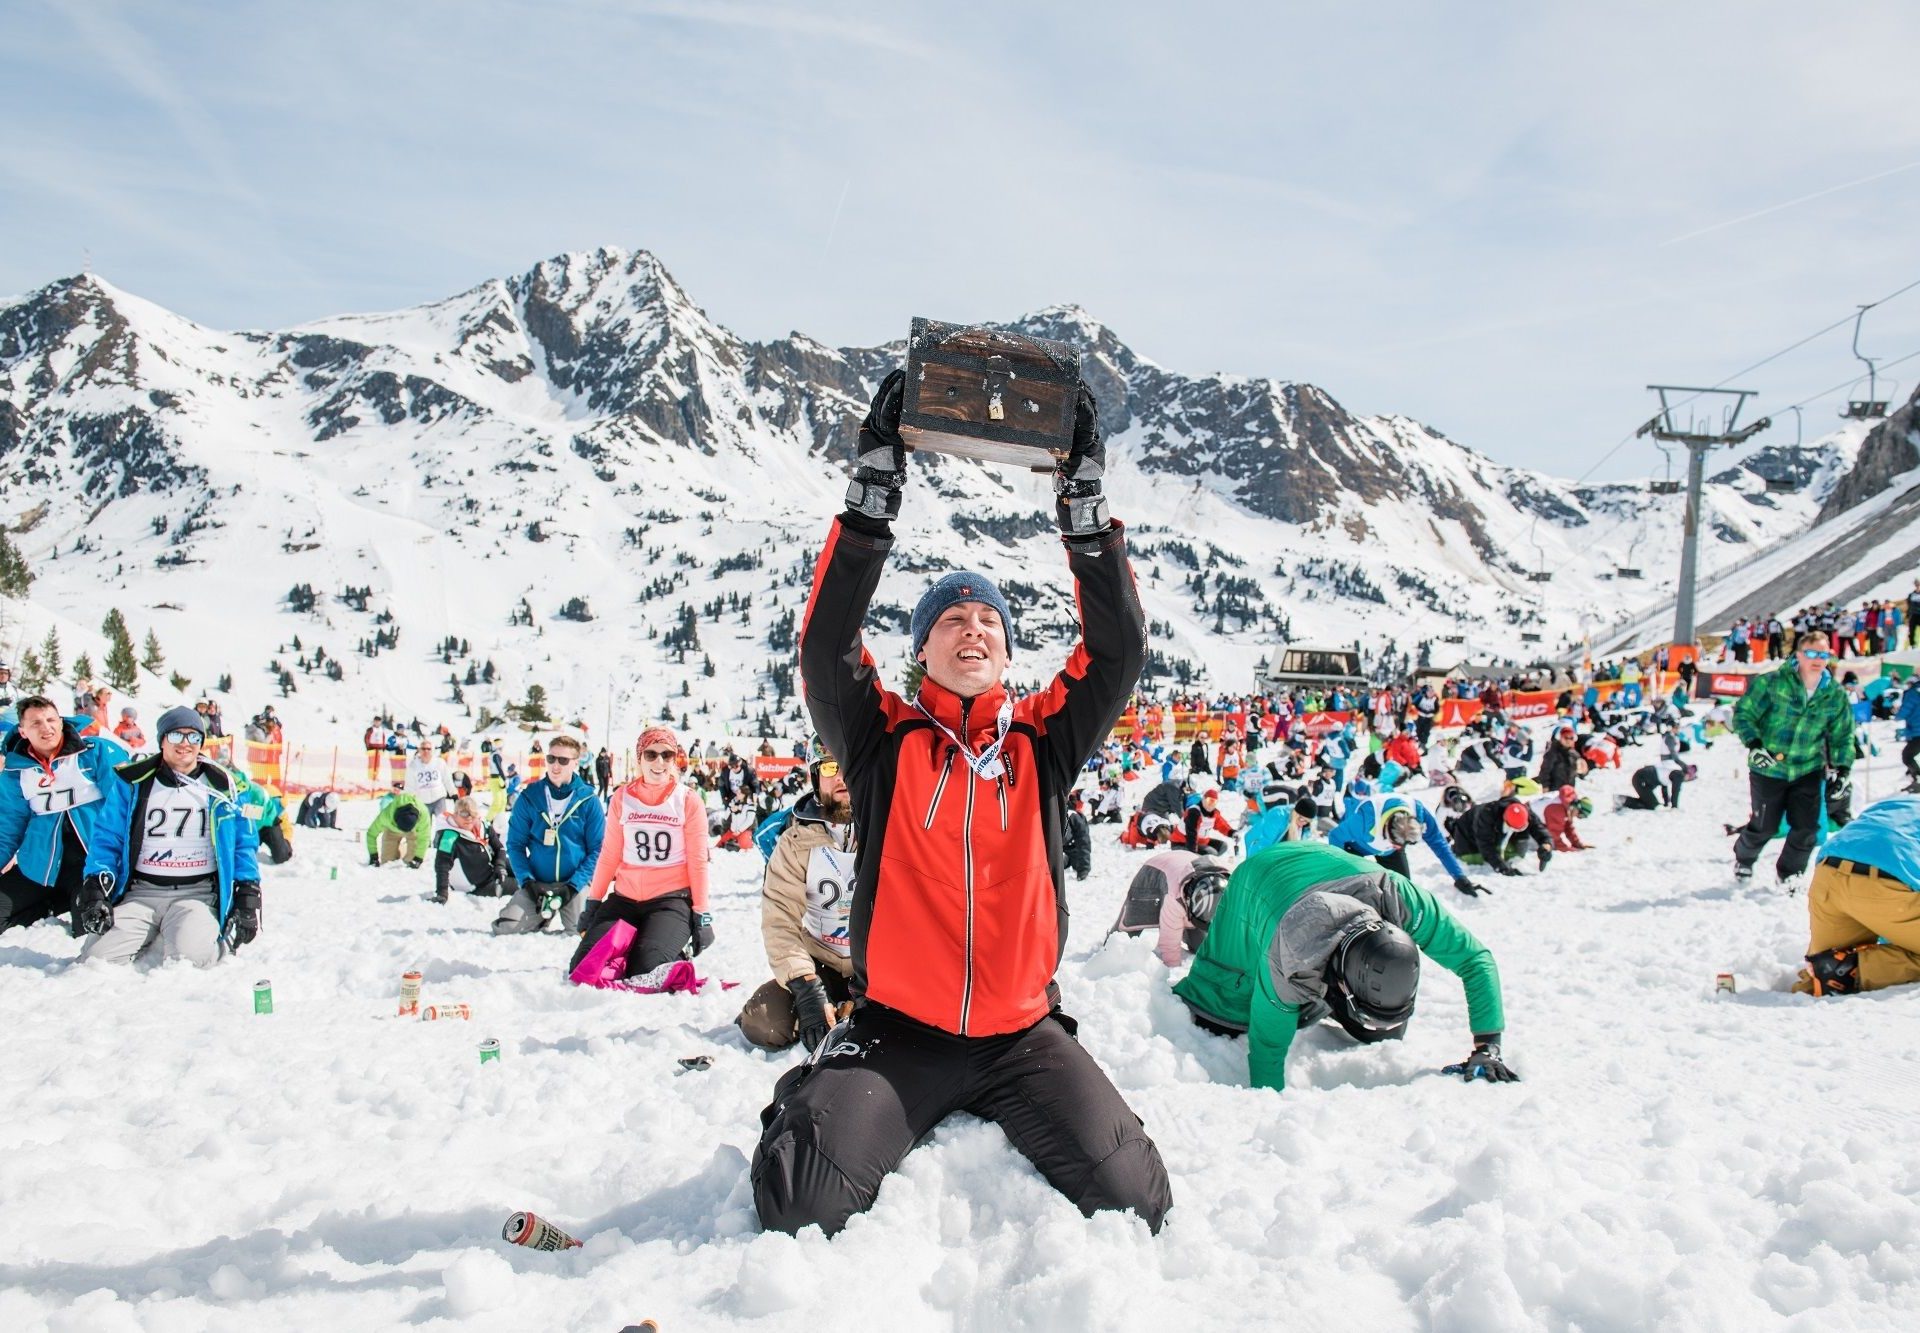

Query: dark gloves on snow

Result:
[691,910,715,956]
[407,857,424,870]
[787,973,834,1053]
[1054,385,1110,537]
[228,882,262,950]
[1497,862,1523,877]
[845,369,907,523]
[1827,768,1852,800]
[75,872,115,936]
[576,898,602,938]
[1453,876,1490,897]
[368,852,381,867]
[1536,846,1553,872]
[1442,1039,1520,1083]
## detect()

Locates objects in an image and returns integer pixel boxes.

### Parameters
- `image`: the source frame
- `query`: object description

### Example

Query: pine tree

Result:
[40,628,61,683]
[74,651,95,685]
[142,629,166,674]
[20,647,44,690]
[102,609,139,690]
[0,532,32,597]
[510,684,551,722]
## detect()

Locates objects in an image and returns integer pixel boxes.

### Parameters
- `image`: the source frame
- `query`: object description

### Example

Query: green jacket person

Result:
[1172,843,1516,1090]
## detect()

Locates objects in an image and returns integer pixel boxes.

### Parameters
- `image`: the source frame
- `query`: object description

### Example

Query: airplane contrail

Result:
[1661,160,1920,246]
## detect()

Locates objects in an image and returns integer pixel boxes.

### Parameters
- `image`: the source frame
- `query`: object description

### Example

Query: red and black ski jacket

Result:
[799,510,1144,1036]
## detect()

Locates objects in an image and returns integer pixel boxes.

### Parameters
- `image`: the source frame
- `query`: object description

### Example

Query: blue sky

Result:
[5,0,1920,477]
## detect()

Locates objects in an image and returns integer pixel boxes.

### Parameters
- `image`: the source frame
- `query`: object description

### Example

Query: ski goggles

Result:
[816,761,840,779]
[161,728,205,746]
[1799,648,1833,660]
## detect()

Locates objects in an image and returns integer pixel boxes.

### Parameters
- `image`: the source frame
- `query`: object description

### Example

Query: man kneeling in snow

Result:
[1173,843,1516,1091]
[77,706,261,967]
[1794,794,1920,996]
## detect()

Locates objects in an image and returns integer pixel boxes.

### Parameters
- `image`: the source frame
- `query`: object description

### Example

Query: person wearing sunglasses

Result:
[1175,842,1516,1092]
[1731,630,1857,884]
[75,705,261,966]
[755,369,1172,1239]
[572,727,712,985]
[0,694,131,935]
[737,746,858,1052]
[495,735,604,935]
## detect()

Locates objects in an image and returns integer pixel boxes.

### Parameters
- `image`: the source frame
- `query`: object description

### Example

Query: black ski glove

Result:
[228,882,262,950]
[368,851,380,867]
[1827,768,1852,800]
[1442,1039,1520,1083]
[75,871,115,936]
[787,973,834,1053]
[1054,384,1110,536]
[1497,862,1523,877]
[1453,876,1490,897]
[691,910,714,956]
[1537,846,1553,871]
[845,369,907,523]
[576,897,602,937]
[407,856,423,870]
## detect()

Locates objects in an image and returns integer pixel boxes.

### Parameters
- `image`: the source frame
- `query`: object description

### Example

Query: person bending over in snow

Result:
[736,748,858,1052]
[1461,795,1551,876]
[432,798,510,903]
[366,787,430,867]
[1327,790,1489,897]
[0,695,129,934]
[1617,757,1690,811]
[570,728,713,986]
[495,735,603,935]
[1173,843,1515,1091]
[1537,787,1592,850]
[1108,849,1230,966]
[77,706,261,967]
[1793,794,1920,995]
[753,369,1172,1237]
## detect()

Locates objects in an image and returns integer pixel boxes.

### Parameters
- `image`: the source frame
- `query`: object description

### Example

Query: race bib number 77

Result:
[21,761,104,816]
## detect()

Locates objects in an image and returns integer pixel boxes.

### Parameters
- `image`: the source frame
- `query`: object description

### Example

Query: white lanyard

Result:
[916,694,1013,782]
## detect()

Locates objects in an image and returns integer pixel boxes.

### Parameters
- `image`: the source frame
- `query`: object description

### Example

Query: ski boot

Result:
[1804,947,1861,996]
[1732,862,1754,882]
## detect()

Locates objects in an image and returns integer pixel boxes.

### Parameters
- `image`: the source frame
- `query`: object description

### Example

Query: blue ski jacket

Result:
[504,775,606,889]
[85,756,259,924]
[1326,794,1468,881]
[0,724,130,887]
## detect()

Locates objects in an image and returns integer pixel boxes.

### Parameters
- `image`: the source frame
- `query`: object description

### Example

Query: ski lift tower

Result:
[1635,385,1771,652]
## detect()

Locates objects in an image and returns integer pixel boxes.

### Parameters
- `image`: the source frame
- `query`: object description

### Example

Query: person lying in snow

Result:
[1173,842,1515,1092]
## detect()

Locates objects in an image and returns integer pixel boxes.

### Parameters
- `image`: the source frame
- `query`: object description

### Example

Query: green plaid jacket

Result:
[1731,663,1854,782]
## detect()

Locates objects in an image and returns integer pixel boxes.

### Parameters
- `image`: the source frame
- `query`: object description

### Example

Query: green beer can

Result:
[253,980,273,1015]
[479,1038,501,1064]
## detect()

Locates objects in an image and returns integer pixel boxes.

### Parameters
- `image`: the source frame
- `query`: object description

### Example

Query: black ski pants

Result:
[1414,715,1434,747]
[1345,842,1412,879]
[752,1003,1171,1237]
[1734,769,1825,878]
[1622,768,1663,810]
[0,818,85,933]
[1903,736,1920,780]
[568,891,692,974]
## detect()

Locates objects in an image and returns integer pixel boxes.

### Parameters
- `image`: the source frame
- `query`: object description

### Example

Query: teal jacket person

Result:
[1172,842,1507,1091]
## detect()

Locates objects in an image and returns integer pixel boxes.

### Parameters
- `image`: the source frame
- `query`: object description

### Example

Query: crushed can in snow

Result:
[253,980,273,1015]
[502,1210,581,1250]
[898,318,1082,472]
[1715,973,1736,994]
[420,1003,471,1021]
[479,1038,501,1064]
[398,969,423,1016]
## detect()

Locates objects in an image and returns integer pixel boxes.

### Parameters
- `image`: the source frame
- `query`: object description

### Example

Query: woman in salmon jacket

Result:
[569,727,714,986]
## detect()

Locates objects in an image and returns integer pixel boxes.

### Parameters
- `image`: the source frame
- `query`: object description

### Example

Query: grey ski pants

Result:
[492,882,584,935]
[81,881,223,967]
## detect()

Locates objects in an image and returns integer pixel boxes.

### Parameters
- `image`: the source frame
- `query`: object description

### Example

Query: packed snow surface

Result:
[5,731,1919,1331]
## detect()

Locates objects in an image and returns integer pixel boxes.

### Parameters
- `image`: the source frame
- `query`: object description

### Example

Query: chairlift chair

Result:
[1841,306,1889,421]
[1527,570,1553,583]
[1615,566,1643,579]
[1649,479,1683,495]
[1521,632,1542,643]
[1841,400,1889,421]
[1763,476,1798,494]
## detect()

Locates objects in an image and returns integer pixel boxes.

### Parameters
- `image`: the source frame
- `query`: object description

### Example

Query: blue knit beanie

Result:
[911,571,1014,659]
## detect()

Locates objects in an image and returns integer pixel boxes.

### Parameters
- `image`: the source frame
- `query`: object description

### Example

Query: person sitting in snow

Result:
[571,727,713,987]
[1180,787,1235,856]
[1792,794,1920,996]
[431,797,511,903]
[1108,849,1229,966]
[494,734,603,935]
[0,695,130,935]
[736,748,857,1052]
[1327,790,1488,897]
[1173,843,1516,1092]
[76,706,261,967]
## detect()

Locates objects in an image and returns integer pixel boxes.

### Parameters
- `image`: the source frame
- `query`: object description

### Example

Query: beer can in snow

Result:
[253,980,273,1015]
[502,1210,581,1250]
[479,1038,501,1064]
[398,969,424,1016]
[420,1003,471,1021]
[1715,972,1736,994]
[329,866,339,881]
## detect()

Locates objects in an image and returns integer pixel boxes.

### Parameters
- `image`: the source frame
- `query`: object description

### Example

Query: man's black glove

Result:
[368,852,380,867]
[787,973,834,1053]
[75,872,115,936]
[227,882,262,950]
[1497,862,1523,877]
[1453,875,1490,897]
[407,857,423,870]
[1054,384,1110,536]
[845,369,907,522]
[1537,846,1553,871]
[1442,1039,1520,1083]
[691,910,714,956]
[1827,768,1852,800]
[576,897,602,937]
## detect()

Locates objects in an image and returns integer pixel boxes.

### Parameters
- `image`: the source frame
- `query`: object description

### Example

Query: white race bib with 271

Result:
[619,790,685,869]
[802,844,855,957]
[137,781,215,878]
[20,756,104,817]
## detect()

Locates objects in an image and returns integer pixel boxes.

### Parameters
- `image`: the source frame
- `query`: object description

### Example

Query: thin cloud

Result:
[1660,160,1920,246]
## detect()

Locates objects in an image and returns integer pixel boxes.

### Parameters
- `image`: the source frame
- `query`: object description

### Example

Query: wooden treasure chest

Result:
[898,317,1082,471]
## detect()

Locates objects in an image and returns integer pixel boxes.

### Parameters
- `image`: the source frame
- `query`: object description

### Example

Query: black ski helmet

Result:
[1330,917,1419,1029]
[1442,785,1473,815]
[1181,859,1230,924]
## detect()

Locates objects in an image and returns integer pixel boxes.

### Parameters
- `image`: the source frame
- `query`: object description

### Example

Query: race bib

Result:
[619,797,685,869]
[137,784,214,876]
[20,757,104,816]
[802,846,855,957]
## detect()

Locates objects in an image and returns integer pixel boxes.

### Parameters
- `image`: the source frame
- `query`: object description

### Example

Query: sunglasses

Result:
[546,756,576,766]
[1800,649,1832,660]
[816,761,840,778]
[162,728,205,746]
[641,748,678,762]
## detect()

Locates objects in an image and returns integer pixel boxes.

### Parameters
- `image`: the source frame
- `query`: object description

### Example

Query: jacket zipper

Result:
[958,698,977,1035]
[996,770,1008,832]
[923,746,955,829]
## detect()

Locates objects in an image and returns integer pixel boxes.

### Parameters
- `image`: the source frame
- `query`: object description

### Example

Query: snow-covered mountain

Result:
[0,247,1856,736]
